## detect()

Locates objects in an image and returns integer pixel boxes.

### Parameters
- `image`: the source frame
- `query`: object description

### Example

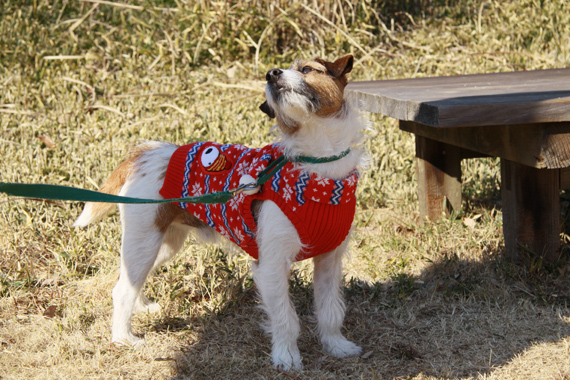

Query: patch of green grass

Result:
[390,272,419,300]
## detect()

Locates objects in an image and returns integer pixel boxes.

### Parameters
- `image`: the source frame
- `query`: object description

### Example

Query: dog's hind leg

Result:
[253,201,303,370]
[313,238,362,358]
[111,203,166,347]
[134,222,190,315]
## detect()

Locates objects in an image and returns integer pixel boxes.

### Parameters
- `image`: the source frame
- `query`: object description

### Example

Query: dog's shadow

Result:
[159,248,570,379]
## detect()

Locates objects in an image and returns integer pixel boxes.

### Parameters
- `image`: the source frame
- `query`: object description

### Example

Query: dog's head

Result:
[260,55,354,133]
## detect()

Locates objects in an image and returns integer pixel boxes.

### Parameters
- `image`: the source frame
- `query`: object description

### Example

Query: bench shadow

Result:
[162,249,570,379]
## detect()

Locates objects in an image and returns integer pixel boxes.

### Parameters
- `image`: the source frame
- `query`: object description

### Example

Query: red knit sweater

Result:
[159,142,358,261]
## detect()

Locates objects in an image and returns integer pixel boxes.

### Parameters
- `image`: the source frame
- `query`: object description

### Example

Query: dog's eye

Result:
[301,66,314,74]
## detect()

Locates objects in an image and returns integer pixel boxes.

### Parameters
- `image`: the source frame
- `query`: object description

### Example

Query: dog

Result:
[74,55,366,370]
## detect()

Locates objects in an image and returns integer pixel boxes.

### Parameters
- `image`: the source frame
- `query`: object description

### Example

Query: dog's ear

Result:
[315,55,354,79]
[259,101,275,119]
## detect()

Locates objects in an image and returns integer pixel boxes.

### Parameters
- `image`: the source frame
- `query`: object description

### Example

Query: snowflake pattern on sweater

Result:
[159,142,359,261]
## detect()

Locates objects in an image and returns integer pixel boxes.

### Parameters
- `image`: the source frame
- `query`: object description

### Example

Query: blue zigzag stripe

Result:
[205,206,215,228]
[203,176,216,228]
[271,167,282,192]
[251,153,272,178]
[221,204,240,244]
[180,142,205,209]
[242,219,255,239]
[223,148,250,191]
[330,180,344,205]
[219,147,251,243]
[295,172,310,205]
[258,153,272,164]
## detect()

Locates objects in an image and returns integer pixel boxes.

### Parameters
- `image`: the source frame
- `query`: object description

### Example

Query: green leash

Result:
[0,149,350,205]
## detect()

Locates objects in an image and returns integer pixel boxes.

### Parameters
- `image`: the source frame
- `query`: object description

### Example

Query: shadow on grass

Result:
[163,249,570,379]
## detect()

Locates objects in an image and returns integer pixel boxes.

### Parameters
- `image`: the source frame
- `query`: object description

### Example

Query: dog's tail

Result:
[73,143,157,227]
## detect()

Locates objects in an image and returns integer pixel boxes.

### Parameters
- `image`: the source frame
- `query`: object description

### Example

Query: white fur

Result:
[73,203,98,227]
[276,107,368,180]
[74,59,365,370]
[265,69,314,123]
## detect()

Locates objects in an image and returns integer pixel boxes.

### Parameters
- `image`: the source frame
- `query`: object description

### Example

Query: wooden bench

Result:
[346,69,570,262]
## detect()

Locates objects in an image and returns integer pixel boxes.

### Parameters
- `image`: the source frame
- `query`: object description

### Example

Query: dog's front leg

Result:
[253,201,303,370]
[313,238,362,358]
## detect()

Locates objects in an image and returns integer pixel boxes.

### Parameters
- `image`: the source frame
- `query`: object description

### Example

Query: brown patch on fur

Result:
[275,117,300,135]
[293,56,353,118]
[154,202,206,233]
[83,144,161,220]
[315,55,353,82]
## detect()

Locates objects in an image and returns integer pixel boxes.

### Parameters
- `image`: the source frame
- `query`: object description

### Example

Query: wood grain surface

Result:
[346,68,570,127]
[400,121,570,169]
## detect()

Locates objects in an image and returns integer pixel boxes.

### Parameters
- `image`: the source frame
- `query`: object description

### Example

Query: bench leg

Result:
[415,135,462,220]
[500,158,560,262]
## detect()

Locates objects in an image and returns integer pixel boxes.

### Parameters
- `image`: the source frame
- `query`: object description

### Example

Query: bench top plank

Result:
[346,68,570,127]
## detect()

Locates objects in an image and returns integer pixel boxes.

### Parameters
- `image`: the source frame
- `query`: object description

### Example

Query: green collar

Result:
[293,148,351,164]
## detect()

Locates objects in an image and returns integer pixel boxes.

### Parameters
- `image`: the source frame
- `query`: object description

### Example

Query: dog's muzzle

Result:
[266,69,283,83]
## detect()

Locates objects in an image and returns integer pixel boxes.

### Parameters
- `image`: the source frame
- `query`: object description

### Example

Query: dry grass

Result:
[1,0,570,379]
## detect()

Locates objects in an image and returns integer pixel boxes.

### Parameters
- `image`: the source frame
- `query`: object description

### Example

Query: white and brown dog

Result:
[74,55,366,370]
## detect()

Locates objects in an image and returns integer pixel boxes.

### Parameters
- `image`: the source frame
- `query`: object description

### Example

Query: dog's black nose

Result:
[266,69,283,83]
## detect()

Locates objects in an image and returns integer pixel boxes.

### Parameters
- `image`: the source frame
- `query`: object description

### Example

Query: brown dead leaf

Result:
[395,225,415,236]
[43,305,57,319]
[38,135,56,148]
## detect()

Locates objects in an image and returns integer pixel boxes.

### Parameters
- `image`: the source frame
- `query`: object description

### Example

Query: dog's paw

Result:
[134,301,161,315]
[272,345,303,371]
[112,335,145,349]
[134,295,161,315]
[322,336,362,358]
